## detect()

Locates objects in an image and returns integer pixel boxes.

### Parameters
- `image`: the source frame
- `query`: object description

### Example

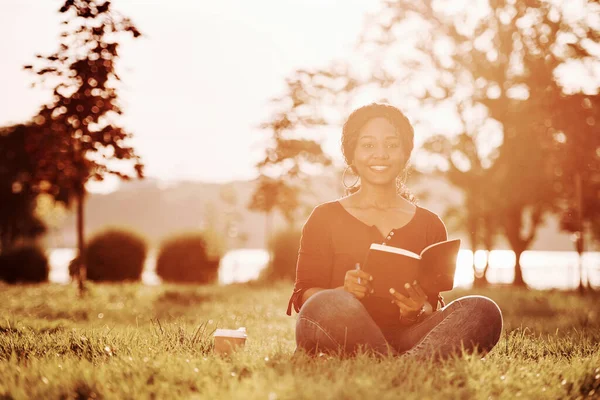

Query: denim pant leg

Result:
[387,295,503,360]
[295,289,393,356]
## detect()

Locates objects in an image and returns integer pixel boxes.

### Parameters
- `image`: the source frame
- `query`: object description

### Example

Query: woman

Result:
[286,103,503,360]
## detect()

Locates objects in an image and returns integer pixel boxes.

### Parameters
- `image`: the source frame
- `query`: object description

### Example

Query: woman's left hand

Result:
[389,281,432,322]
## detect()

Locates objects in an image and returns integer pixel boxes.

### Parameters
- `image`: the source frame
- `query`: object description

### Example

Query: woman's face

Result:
[352,117,406,187]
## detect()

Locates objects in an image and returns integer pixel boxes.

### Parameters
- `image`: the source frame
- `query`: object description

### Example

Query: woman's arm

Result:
[300,269,373,307]
[286,205,334,315]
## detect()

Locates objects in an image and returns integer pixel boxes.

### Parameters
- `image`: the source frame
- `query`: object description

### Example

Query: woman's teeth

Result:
[370,166,389,171]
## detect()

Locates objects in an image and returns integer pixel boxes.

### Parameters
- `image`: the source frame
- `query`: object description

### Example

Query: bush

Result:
[156,233,221,284]
[85,228,148,282]
[262,228,301,281]
[0,245,49,284]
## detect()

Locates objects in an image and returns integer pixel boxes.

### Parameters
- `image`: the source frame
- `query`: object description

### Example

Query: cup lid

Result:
[213,327,247,339]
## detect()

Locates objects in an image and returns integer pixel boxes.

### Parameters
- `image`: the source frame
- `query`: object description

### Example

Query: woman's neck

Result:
[353,184,400,209]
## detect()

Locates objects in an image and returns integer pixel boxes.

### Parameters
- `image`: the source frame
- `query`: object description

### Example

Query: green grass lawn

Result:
[0,281,599,399]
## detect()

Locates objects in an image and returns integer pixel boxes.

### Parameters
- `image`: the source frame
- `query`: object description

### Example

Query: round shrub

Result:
[85,228,148,282]
[262,228,301,281]
[0,245,49,284]
[156,233,221,284]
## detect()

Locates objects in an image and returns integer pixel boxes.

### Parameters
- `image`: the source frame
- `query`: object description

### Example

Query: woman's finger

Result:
[349,285,368,299]
[389,288,414,308]
[412,281,428,300]
[348,269,373,282]
[392,300,416,316]
[366,282,374,294]
[393,286,419,308]
[347,274,370,287]
[404,283,424,306]
[347,282,368,294]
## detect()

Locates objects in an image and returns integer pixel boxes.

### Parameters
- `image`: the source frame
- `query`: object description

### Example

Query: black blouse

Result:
[286,200,448,331]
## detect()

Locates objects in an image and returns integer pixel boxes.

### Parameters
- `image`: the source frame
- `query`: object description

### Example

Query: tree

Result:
[357,0,598,287]
[422,131,500,287]
[0,124,47,253]
[554,93,600,292]
[24,0,144,293]
[219,184,246,249]
[248,176,301,246]
[249,70,340,242]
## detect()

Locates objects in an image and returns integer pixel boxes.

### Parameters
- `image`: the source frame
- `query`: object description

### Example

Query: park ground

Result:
[0,281,599,399]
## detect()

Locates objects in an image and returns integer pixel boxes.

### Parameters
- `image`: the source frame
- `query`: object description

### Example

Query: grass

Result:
[0,281,599,399]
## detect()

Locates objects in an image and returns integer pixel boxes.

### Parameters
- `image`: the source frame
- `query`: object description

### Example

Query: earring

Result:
[342,165,360,189]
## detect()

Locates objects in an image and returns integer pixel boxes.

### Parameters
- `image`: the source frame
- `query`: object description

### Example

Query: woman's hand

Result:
[342,265,373,300]
[389,281,432,323]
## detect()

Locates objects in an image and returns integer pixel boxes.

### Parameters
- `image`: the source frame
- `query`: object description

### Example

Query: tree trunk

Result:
[76,191,87,296]
[265,210,272,248]
[468,215,487,288]
[479,214,496,287]
[513,249,526,287]
[503,207,533,289]
[473,251,489,288]
[574,172,587,294]
[575,234,586,294]
[265,210,274,270]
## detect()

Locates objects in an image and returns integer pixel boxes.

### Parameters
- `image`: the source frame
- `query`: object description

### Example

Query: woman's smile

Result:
[369,165,391,172]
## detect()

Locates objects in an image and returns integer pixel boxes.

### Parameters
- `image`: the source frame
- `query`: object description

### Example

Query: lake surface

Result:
[47,248,600,290]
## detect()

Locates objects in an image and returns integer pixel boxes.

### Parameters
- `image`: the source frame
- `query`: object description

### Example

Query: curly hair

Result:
[341,103,416,202]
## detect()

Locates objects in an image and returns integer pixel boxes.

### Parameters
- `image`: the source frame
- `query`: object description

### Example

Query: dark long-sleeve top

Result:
[286,200,448,331]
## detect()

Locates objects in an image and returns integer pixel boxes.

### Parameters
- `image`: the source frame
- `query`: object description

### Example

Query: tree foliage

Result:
[85,228,147,282]
[24,0,144,196]
[0,124,47,253]
[155,233,221,284]
[358,0,599,287]
[0,245,49,284]
[249,70,338,241]
[23,0,144,291]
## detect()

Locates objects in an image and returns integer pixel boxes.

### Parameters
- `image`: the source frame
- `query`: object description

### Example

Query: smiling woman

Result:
[287,103,503,360]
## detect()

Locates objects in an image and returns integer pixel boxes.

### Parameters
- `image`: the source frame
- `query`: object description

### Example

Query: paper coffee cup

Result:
[213,327,247,355]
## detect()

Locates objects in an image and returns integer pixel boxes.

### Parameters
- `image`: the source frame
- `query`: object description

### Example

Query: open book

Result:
[361,239,461,298]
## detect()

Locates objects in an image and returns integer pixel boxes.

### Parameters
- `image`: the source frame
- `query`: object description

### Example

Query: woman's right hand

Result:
[342,265,373,299]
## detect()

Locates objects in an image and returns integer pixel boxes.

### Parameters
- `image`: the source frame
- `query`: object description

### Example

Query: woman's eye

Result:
[362,143,374,148]
[387,143,399,148]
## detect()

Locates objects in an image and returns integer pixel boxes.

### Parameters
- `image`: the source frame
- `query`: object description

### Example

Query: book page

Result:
[370,243,420,259]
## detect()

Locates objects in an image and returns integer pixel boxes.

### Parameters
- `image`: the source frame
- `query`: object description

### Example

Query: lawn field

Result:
[1,282,599,399]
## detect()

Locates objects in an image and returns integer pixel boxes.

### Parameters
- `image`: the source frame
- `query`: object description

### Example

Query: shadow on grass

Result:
[156,290,216,307]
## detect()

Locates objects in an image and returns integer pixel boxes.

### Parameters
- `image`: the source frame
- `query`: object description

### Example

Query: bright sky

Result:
[0,0,381,192]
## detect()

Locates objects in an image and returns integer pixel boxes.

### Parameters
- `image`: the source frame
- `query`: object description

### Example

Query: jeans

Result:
[295,289,503,360]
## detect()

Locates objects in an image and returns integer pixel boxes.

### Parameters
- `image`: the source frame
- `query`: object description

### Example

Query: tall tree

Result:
[422,130,500,286]
[554,93,600,292]
[24,0,144,293]
[357,0,598,287]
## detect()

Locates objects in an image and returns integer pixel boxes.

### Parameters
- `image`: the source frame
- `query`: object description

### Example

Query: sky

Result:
[0,0,382,192]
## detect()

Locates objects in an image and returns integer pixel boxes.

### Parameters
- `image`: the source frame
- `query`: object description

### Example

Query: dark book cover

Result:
[362,239,461,298]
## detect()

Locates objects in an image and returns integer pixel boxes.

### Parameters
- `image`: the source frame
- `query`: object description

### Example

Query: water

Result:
[48,248,271,286]
[47,248,600,290]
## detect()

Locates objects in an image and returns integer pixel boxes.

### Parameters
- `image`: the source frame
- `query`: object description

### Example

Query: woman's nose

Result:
[373,146,389,159]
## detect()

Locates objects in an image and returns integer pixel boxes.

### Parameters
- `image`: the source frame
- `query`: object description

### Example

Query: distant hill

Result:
[46,174,577,251]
